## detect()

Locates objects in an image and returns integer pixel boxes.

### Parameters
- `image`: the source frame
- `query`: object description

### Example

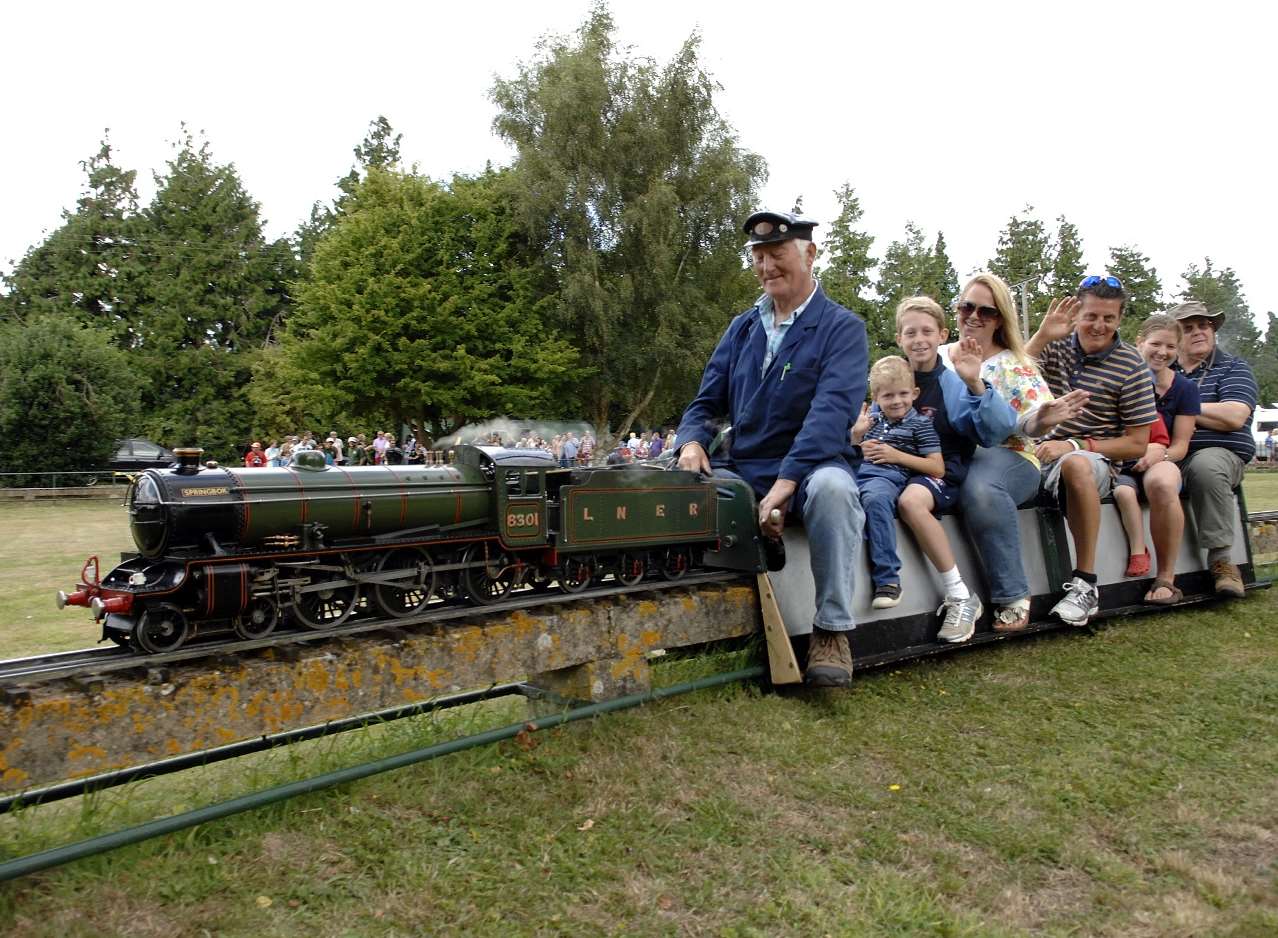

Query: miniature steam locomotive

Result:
[58,446,770,654]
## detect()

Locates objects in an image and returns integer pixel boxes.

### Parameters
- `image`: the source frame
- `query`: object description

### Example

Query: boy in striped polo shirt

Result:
[1026,276,1157,625]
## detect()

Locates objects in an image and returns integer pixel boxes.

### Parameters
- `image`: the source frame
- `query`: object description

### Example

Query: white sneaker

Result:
[937,594,982,643]
[1051,578,1098,627]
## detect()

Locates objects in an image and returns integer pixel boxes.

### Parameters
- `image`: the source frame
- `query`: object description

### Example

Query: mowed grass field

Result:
[1,477,1276,936]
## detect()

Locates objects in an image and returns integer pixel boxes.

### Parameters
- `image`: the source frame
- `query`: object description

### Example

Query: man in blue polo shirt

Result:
[1169,301,1258,598]
[676,210,867,687]
[1027,276,1157,625]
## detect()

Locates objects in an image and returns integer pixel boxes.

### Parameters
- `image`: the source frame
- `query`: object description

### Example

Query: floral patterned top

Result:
[939,344,1053,468]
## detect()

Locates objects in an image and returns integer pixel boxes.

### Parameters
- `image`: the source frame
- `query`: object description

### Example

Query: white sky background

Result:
[4,0,1275,318]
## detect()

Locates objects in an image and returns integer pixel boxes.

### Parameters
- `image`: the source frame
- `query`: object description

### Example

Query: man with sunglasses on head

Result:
[1167,300,1257,598]
[676,210,867,688]
[1026,275,1158,626]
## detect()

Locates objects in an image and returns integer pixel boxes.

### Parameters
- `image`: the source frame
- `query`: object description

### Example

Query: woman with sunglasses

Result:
[938,273,1089,631]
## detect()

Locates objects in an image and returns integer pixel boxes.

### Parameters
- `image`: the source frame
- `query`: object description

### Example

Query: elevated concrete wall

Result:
[0,582,757,792]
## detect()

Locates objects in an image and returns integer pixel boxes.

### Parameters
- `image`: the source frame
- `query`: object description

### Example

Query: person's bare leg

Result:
[1113,485,1145,559]
[1143,461,1184,598]
[1062,457,1100,573]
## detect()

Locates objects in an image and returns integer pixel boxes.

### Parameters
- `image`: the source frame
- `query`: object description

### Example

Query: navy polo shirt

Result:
[1174,348,1258,461]
[1154,371,1201,434]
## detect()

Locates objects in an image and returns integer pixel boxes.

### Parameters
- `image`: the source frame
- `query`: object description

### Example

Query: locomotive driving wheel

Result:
[615,552,646,587]
[461,543,518,605]
[558,555,595,594]
[233,596,279,640]
[132,603,190,654]
[373,548,437,618]
[660,547,692,581]
[291,570,358,629]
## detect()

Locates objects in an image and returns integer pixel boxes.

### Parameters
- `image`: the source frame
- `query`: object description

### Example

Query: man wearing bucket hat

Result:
[1169,300,1258,598]
[676,210,867,688]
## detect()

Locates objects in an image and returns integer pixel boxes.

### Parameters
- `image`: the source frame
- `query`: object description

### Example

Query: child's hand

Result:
[862,440,899,465]
[851,402,872,443]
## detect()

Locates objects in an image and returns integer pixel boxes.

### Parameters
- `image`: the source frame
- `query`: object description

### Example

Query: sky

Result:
[4,1,1275,319]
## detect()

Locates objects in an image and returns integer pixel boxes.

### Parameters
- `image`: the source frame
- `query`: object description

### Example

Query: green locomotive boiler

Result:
[58,445,769,654]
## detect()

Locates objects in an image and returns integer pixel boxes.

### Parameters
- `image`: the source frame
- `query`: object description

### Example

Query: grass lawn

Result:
[1244,469,1278,512]
[1,588,1276,936]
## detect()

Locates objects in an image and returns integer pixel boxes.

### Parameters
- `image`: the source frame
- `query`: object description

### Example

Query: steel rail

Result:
[0,666,765,882]
[0,571,745,686]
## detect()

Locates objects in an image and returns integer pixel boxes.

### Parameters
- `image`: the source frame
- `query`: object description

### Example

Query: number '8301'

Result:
[507,512,540,529]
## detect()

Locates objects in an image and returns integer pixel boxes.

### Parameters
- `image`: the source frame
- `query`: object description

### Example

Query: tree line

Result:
[1,3,1274,473]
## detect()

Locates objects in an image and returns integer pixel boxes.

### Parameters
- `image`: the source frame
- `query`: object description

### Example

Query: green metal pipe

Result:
[0,665,764,882]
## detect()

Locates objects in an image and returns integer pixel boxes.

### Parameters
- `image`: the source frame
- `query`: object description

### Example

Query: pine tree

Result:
[818,184,877,321]
[1049,216,1086,300]
[1180,259,1260,360]
[1,136,143,344]
[1107,245,1163,341]
[132,129,296,457]
[930,231,959,311]
[988,206,1052,327]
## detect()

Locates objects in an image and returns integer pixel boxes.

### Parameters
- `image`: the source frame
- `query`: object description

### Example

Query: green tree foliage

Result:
[818,184,876,317]
[870,224,959,358]
[1254,312,1278,407]
[989,206,1053,327]
[1049,216,1086,300]
[490,4,765,437]
[1180,259,1260,360]
[276,167,579,440]
[132,130,296,457]
[1,136,143,344]
[0,316,143,472]
[1107,245,1163,341]
[930,231,959,312]
[296,116,404,269]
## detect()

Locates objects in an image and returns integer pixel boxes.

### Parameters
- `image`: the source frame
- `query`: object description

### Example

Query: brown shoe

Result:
[806,628,853,687]
[1210,560,1245,599]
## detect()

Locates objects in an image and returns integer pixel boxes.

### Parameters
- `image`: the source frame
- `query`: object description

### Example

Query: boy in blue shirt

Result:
[852,355,944,608]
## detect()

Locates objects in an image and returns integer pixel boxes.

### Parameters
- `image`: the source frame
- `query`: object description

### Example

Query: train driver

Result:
[1026,276,1158,627]
[675,210,867,688]
[1169,300,1259,598]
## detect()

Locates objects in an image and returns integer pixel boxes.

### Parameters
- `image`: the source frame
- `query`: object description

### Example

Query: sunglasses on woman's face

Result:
[956,300,1000,322]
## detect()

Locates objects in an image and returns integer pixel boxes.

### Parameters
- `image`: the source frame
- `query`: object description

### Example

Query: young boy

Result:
[894,297,1018,641]
[852,356,944,608]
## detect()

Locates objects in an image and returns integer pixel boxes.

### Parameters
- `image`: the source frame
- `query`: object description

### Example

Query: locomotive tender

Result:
[58,446,770,653]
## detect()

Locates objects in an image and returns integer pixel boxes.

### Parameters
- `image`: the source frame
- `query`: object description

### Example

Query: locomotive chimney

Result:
[173,447,204,475]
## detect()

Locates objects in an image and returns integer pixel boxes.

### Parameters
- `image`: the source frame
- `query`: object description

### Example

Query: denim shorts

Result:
[1041,450,1114,501]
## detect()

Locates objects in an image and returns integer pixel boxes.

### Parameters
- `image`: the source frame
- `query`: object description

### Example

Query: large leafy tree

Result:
[490,4,765,438]
[1,136,143,344]
[295,116,404,269]
[276,167,579,441]
[132,130,296,457]
[0,316,143,472]
[1107,245,1163,341]
[1180,259,1260,360]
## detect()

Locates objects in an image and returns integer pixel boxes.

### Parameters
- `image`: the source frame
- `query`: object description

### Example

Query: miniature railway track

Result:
[0,571,745,687]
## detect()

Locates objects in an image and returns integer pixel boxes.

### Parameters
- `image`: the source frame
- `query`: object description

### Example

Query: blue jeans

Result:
[959,446,1040,605]
[715,462,863,632]
[855,468,908,588]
